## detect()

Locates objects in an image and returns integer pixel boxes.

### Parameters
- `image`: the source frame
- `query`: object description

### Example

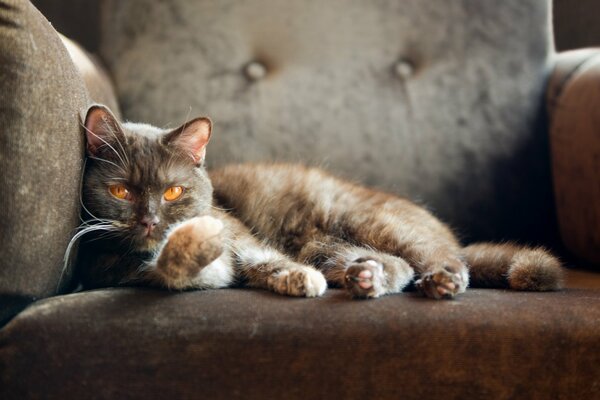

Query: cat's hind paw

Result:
[344,258,386,299]
[268,267,327,297]
[415,268,465,300]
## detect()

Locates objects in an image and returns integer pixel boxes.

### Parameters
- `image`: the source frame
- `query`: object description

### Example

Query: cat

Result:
[73,104,564,299]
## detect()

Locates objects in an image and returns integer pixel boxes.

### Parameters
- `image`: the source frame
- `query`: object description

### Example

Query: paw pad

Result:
[345,258,384,299]
[415,269,464,300]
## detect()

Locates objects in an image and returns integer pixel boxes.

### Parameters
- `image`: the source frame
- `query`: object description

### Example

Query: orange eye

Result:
[164,186,184,201]
[108,184,131,200]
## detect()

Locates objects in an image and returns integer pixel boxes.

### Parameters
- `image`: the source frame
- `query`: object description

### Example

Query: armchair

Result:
[1,1,599,398]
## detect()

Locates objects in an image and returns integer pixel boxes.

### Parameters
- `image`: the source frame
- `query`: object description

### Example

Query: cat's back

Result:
[210,163,348,207]
[210,163,406,219]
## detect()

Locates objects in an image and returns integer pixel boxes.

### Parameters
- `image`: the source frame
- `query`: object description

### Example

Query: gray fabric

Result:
[1,286,599,399]
[98,0,556,243]
[0,0,87,304]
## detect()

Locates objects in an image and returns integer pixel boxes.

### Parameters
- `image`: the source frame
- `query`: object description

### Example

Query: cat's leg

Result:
[232,235,327,297]
[234,244,328,298]
[411,250,469,300]
[335,201,470,299]
[298,238,414,298]
[148,215,235,290]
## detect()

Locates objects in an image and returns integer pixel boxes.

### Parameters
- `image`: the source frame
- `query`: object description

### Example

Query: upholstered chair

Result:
[1,1,598,398]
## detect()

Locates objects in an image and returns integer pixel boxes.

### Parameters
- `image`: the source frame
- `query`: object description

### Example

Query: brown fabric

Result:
[565,268,600,289]
[0,0,88,314]
[554,0,600,51]
[1,282,599,400]
[547,49,600,265]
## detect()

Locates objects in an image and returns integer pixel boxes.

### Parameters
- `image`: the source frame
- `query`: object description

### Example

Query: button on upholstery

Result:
[394,59,415,80]
[244,61,267,81]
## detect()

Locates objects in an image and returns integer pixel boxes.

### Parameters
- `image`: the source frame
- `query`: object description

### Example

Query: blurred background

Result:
[32,0,600,53]
[553,0,600,50]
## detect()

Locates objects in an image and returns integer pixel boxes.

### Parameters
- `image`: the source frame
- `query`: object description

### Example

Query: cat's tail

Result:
[463,243,564,291]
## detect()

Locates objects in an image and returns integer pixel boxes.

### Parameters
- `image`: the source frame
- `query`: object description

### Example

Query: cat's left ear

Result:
[164,117,212,165]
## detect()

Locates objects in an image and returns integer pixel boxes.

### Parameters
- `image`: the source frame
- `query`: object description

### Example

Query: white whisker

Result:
[58,223,120,290]
[88,156,127,173]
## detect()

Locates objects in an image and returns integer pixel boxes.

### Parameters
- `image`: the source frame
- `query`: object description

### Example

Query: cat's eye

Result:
[164,186,184,201]
[108,184,132,201]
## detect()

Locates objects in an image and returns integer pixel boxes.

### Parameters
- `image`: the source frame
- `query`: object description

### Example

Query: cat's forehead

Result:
[115,122,198,187]
[122,122,167,140]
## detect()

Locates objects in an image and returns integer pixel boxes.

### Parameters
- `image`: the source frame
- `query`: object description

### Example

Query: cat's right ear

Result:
[83,105,124,157]
[164,117,212,165]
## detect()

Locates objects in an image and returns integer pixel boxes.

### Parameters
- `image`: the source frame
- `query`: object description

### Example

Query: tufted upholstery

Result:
[2,1,600,399]
[95,0,557,244]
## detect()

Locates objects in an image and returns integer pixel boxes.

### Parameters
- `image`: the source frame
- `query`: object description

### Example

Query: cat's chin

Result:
[133,236,163,253]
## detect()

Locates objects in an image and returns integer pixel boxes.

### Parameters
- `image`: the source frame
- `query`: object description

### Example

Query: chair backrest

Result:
[66,0,559,242]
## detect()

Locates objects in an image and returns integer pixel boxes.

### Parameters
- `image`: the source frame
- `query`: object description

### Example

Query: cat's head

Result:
[82,105,214,252]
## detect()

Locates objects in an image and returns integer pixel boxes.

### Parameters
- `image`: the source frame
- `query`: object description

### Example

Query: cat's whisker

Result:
[78,158,102,224]
[88,156,127,173]
[58,223,120,289]
[77,218,125,229]
[104,119,130,167]
[87,231,122,242]
[210,204,232,212]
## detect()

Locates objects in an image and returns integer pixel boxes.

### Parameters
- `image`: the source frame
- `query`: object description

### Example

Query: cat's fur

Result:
[74,105,564,299]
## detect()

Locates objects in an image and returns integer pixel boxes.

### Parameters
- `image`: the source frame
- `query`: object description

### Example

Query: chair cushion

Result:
[0,0,88,323]
[95,0,555,243]
[1,280,599,399]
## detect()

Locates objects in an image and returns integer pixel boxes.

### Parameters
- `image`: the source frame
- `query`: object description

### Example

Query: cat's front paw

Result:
[415,266,467,300]
[344,258,386,299]
[268,267,327,297]
[157,216,225,286]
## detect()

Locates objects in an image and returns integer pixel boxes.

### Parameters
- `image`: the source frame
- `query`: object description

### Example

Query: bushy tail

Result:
[463,243,564,291]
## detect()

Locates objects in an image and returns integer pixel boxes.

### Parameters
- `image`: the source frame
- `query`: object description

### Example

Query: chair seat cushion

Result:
[1,279,599,399]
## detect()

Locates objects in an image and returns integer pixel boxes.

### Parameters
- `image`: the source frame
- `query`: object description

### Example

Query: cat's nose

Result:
[140,215,160,235]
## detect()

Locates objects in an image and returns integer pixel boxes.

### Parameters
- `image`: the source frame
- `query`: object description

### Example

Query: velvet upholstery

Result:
[95,0,556,244]
[1,1,600,399]
[0,0,87,323]
[1,278,599,400]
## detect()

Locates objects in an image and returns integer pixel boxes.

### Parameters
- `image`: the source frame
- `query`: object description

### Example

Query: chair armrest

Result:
[547,49,600,265]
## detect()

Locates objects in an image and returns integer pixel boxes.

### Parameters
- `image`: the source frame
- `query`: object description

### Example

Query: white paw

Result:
[171,215,223,242]
[302,268,328,297]
[269,267,327,297]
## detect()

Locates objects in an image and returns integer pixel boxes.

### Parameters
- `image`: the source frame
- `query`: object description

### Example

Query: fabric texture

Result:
[0,0,88,321]
[1,281,599,400]
[97,0,556,244]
